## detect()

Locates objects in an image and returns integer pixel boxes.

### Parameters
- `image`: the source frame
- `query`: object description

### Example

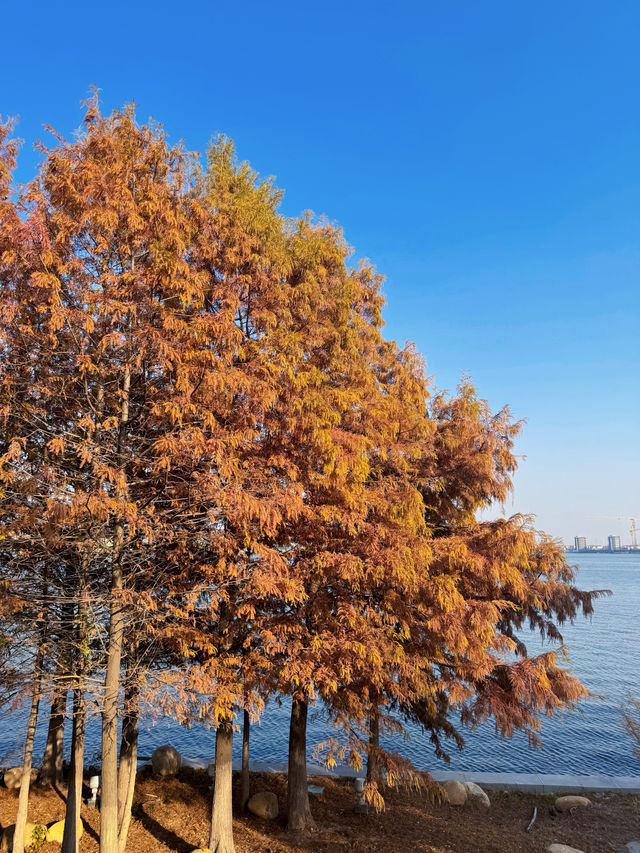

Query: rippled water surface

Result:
[1,553,638,775]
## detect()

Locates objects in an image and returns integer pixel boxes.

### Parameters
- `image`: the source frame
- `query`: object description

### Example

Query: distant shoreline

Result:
[565,549,640,554]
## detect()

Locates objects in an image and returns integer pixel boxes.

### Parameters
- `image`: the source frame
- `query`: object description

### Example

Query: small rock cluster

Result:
[545,795,607,853]
[440,782,637,853]
[441,779,490,808]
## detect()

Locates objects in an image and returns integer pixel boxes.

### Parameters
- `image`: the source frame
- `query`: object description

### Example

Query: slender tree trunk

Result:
[53,692,65,782]
[12,662,43,853]
[241,709,250,810]
[62,558,89,853]
[40,690,66,786]
[366,706,382,787]
[117,676,139,853]
[287,698,314,832]
[208,719,235,853]
[61,681,86,853]
[99,548,125,853]
[100,358,130,853]
[41,594,74,788]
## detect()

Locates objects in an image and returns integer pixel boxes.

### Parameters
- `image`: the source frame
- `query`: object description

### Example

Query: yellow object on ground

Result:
[0,822,47,851]
[46,817,84,843]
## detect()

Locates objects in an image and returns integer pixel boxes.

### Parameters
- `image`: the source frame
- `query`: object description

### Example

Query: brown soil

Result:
[0,768,637,853]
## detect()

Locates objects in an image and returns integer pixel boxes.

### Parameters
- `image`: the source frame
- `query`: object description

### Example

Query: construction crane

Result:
[586,515,640,548]
[612,516,639,548]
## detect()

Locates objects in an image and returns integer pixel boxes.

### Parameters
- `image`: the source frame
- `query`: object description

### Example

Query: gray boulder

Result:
[547,846,586,853]
[151,745,182,777]
[554,795,591,813]
[624,844,640,853]
[464,781,490,808]
[3,767,39,789]
[441,779,467,805]
[247,790,279,819]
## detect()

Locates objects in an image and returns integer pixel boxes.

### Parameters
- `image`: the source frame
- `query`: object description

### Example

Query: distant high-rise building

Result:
[608,535,621,551]
[575,536,587,551]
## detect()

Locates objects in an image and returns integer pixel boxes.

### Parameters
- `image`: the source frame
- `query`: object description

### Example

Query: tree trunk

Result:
[208,719,235,853]
[61,682,86,853]
[287,698,314,832]
[366,707,382,787]
[101,357,130,853]
[241,710,250,810]
[40,690,66,787]
[99,552,125,853]
[12,668,42,853]
[117,677,139,853]
[41,595,74,788]
[62,558,89,853]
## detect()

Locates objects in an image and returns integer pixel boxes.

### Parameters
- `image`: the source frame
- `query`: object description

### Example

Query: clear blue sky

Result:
[3,1,638,546]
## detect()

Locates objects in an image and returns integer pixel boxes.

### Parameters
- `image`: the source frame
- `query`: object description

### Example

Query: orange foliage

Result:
[0,98,605,844]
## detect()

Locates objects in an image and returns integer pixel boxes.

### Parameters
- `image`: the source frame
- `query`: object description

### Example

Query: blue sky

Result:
[2,0,638,545]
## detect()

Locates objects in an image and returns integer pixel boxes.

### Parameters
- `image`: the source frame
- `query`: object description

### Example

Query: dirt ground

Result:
[0,767,638,853]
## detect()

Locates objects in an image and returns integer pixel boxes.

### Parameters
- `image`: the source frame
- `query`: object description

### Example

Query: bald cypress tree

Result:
[0,101,605,853]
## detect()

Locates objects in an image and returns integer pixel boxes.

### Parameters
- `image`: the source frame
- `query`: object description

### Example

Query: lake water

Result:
[1,553,638,776]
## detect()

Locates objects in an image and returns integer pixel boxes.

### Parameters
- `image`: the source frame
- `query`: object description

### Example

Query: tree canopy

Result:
[0,97,602,853]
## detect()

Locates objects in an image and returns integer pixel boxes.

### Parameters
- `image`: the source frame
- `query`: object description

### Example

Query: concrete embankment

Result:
[177,756,640,794]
